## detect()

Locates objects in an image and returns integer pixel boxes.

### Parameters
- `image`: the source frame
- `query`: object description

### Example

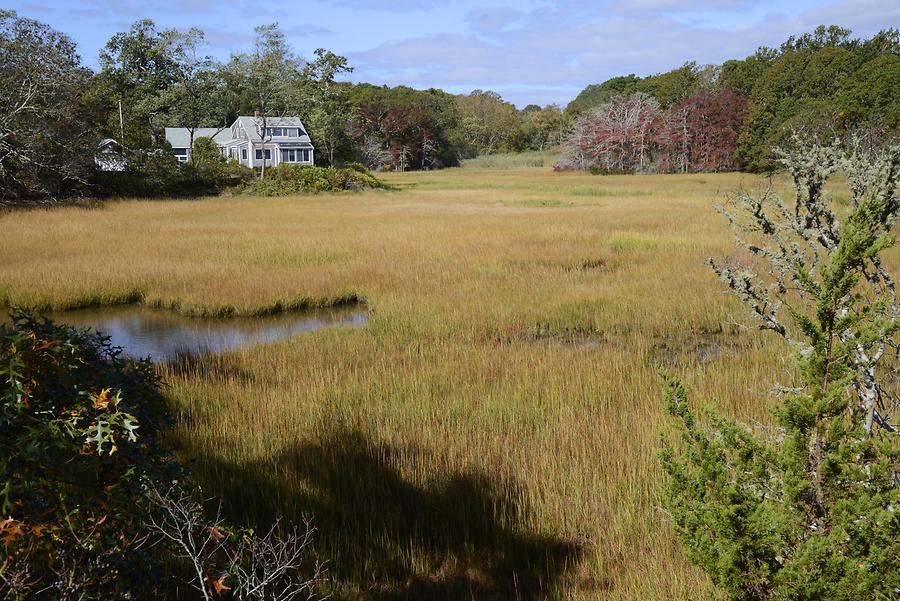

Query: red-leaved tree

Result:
[561,88,749,173]
[657,88,748,172]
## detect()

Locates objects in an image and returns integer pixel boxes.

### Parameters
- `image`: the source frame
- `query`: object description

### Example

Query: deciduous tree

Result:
[453,90,521,156]
[835,53,900,132]
[228,23,302,178]
[98,20,178,149]
[522,104,566,151]
[0,10,93,200]
[657,88,748,172]
[163,28,233,157]
[302,48,354,166]
[560,92,661,172]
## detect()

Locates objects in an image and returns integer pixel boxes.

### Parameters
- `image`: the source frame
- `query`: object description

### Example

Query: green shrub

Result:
[93,147,254,199]
[241,163,385,196]
[587,165,628,175]
[0,309,174,595]
[191,136,226,174]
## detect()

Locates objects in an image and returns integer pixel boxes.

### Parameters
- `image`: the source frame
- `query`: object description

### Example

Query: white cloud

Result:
[348,0,898,106]
[8,0,899,106]
[465,7,526,34]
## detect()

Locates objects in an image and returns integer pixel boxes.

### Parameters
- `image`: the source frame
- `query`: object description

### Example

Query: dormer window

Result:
[264,127,305,137]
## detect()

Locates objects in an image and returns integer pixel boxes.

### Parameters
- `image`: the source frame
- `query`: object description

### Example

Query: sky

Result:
[6,0,900,107]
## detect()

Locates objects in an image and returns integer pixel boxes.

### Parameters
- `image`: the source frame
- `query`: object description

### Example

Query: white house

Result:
[164,116,314,168]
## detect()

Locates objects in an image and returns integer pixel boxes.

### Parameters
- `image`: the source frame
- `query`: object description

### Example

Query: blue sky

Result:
[7,0,899,107]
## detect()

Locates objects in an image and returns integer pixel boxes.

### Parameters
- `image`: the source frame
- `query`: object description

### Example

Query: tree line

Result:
[2,11,898,202]
[0,11,566,202]
[561,26,899,173]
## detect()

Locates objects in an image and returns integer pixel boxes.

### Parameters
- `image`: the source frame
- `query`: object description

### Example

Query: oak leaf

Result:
[32,339,58,351]
[91,387,113,410]
[208,574,231,596]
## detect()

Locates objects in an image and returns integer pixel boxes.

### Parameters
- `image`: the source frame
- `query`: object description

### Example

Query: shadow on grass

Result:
[200,427,583,600]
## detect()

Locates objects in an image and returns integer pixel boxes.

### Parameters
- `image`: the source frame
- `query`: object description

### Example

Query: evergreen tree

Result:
[661,137,900,600]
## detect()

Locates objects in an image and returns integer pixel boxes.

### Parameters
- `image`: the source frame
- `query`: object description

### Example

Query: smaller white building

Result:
[164,116,315,168]
[95,138,127,171]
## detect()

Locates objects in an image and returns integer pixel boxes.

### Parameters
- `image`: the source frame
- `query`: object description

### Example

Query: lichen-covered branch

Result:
[713,135,900,436]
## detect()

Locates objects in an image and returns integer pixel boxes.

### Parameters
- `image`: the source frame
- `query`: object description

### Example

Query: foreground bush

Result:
[0,311,320,599]
[661,138,900,599]
[241,163,385,196]
[0,310,172,595]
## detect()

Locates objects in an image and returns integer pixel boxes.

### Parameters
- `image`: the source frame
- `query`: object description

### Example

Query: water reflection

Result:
[41,305,367,363]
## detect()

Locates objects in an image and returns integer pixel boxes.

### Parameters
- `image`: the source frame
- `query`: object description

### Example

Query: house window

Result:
[241,148,247,160]
[255,149,272,160]
[263,126,305,138]
[280,149,311,163]
[265,127,304,137]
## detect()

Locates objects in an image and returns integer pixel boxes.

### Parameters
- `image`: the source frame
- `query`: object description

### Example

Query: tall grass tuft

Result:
[460,151,558,170]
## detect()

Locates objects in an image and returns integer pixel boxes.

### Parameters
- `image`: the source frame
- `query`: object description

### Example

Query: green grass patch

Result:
[609,233,683,253]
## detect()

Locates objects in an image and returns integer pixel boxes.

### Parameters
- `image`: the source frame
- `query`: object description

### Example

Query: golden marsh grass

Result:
[0,167,872,599]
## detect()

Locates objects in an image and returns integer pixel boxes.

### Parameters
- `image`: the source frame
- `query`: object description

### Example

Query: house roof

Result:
[234,116,312,144]
[165,116,315,149]
[97,138,122,149]
[164,127,232,149]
